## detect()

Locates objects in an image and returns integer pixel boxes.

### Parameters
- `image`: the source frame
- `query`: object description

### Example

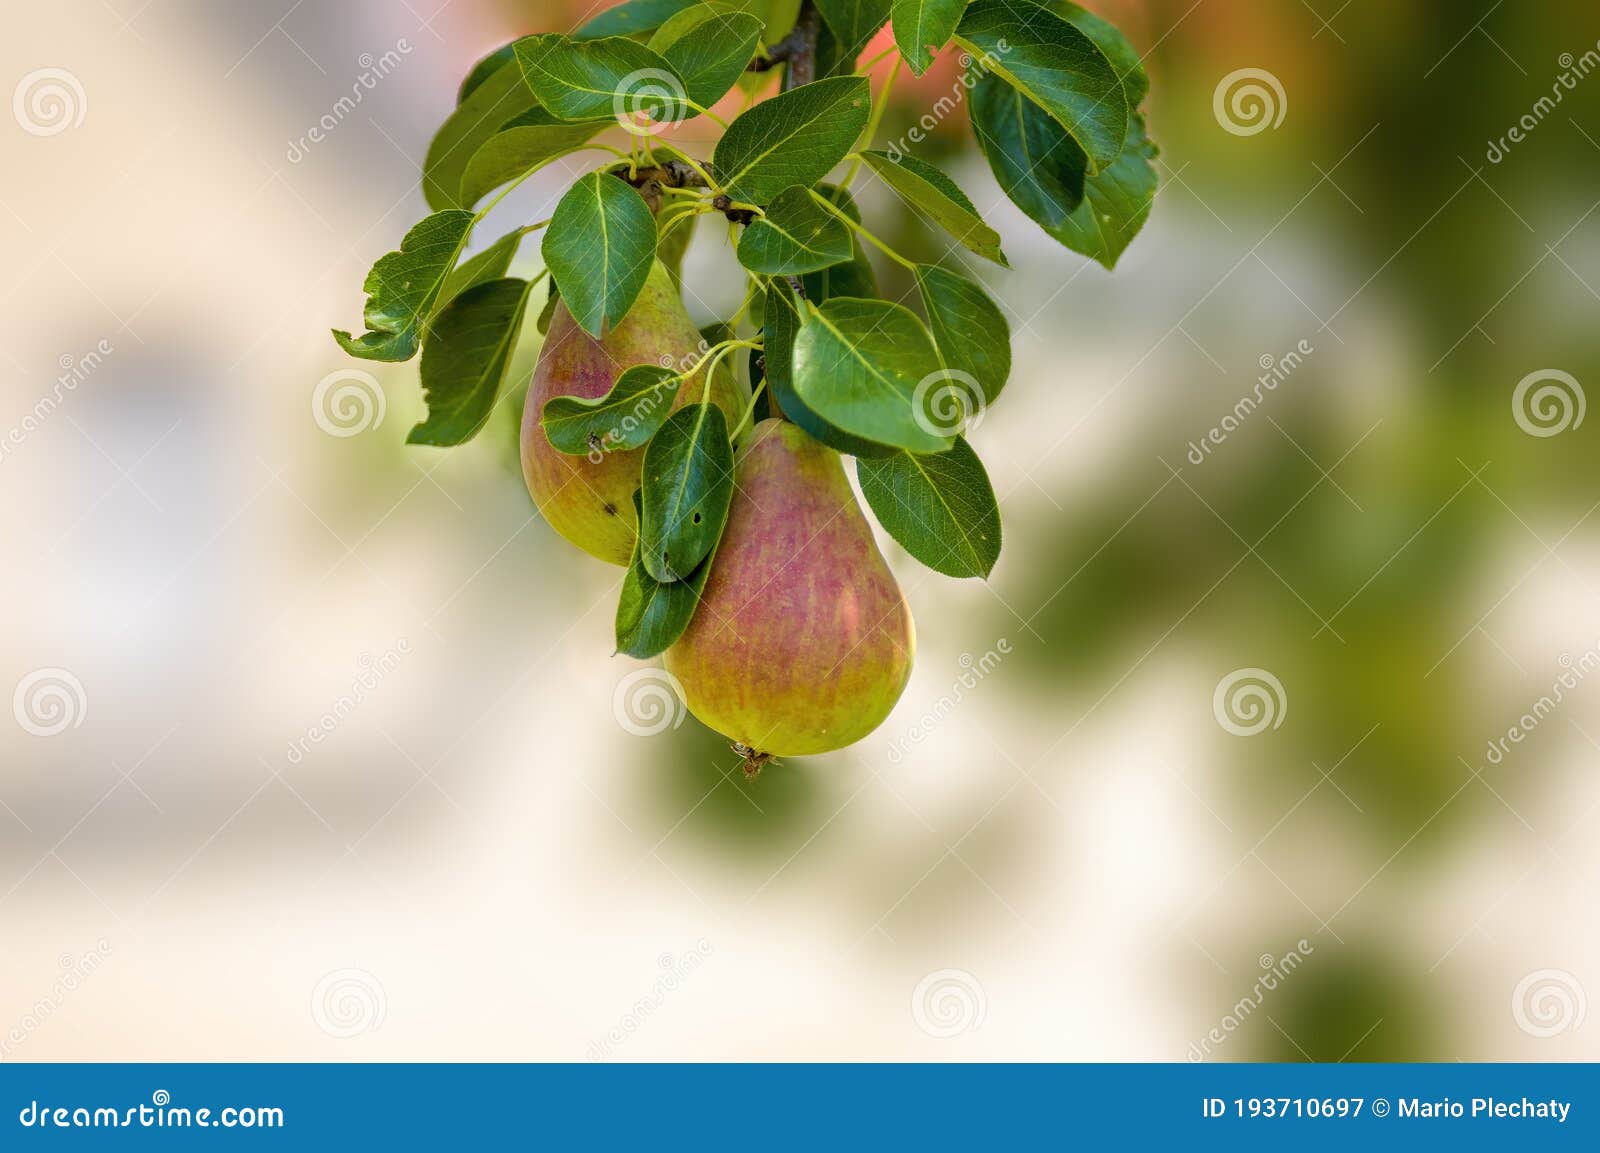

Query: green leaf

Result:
[800,184,878,302]
[857,437,1001,577]
[541,364,684,455]
[1046,112,1158,269]
[793,297,950,454]
[437,227,523,311]
[754,0,805,40]
[713,76,871,205]
[914,264,1010,405]
[640,404,735,582]
[652,9,764,108]
[761,279,893,457]
[857,150,1007,266]
[657,210,696,289]
[409,277,535,446]
[458,108,607,209]
[542,173,658,338]
[970,67,1086,218]
[458,42,518,104]
[515,34,687,125]
[333,210,475,362]
[737,185,852,274]
[616,490,716,658]
[700,322,735,349]
[972,67,1156,268]
[954,0,1127,174]
[577,0,702,39]
[814,0,892,64]
[536,279,561,336]
[424,59,539,210]
[891,0,969,75]
[1054,0,1148,107]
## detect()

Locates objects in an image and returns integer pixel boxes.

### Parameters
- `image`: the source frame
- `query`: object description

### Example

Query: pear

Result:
[521,261,745,565]
[666,419,915,758]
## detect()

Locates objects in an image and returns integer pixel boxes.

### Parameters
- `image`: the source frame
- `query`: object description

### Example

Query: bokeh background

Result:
[2,0,1598,1060]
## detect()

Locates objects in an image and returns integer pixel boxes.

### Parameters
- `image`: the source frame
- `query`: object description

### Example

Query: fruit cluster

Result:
[333,0,1157,768]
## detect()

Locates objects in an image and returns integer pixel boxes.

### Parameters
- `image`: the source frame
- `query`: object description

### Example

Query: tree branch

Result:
[747,0,821,88]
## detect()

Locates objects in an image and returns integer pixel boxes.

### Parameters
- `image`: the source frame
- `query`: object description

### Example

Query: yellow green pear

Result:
[666,419,916,757]
[521,261,744,565]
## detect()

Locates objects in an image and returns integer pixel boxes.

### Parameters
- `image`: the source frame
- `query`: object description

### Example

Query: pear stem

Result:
[731,380,769,441]
[806,189,918,271]
[840,56,902,192]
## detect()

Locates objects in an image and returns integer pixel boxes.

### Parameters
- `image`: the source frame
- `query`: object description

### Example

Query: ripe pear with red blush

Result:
[665,419,915,757]
[521,261,744,566]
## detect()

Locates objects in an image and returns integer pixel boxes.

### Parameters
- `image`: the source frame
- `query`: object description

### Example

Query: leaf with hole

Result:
[857,150,1007,266]
[332,209,475,362]
[914,264,1010,404]
[890,0,969,75]
[541,364,684,456]
[640,403,736,582]
[713,76,871,205]
[955,0,1126,174]
[542,173,659,338]
[792,297,950,454]
[616,490,718,659]
[409,277,535,446]
[737,185,852,274]
[857,436,1001,577]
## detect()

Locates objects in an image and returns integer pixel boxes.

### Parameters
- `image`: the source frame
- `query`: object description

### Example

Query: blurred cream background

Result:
[2,0,1599,1060]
